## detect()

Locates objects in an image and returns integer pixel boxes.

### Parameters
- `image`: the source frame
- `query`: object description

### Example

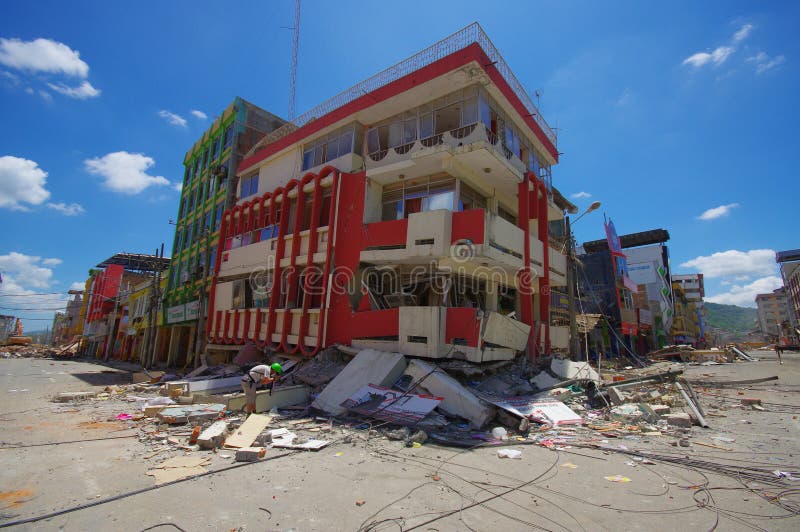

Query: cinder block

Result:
[663,413,692,428]
[197,420,229,449]
[235,447,266,462]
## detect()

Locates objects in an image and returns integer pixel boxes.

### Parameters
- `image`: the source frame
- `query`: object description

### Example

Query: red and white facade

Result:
[207,24,570,363]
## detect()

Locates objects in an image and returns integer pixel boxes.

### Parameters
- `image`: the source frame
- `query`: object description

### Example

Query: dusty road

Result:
[1,352,798,531]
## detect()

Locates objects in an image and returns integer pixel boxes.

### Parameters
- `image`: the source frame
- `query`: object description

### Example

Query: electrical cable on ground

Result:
[0,450,300,528]
[0,434,138,449]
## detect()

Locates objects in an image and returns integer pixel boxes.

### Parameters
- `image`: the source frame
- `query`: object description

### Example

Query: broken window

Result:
[232,279,253,310]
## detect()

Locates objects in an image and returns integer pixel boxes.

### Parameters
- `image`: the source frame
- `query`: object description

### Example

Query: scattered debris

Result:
[497,449,522,459]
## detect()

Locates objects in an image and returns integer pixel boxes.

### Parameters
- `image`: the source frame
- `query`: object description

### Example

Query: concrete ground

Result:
[1,351,798,531]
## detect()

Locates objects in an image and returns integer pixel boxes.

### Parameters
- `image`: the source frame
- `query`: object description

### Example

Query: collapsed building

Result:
[205,23,575,364]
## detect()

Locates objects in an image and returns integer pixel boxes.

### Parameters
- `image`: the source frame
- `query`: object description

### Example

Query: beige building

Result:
[756,288,791,341]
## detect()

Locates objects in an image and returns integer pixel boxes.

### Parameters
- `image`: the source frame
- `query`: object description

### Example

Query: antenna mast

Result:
[288,0,301,121]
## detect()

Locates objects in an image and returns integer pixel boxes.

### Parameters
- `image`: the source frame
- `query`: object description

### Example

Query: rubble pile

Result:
[0,344,60,358]
[36,342,791,490]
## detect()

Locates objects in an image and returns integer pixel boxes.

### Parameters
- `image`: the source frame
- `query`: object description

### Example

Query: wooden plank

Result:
[224,414,272,448]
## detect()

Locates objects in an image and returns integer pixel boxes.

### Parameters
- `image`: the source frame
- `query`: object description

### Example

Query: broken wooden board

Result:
[224,414,272,448]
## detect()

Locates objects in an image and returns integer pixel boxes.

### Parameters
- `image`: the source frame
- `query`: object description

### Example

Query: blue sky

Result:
[1,1,798,329]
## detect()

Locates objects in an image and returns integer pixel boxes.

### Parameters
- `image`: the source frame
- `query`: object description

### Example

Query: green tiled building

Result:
[162,97,284,366]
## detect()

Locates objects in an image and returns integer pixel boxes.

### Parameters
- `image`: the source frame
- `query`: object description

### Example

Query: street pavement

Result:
[0,352,798,531]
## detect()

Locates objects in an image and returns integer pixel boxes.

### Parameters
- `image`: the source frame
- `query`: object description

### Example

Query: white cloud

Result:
[0,252,58,289]
[69,281,86,291]
[706,275,783,307]
[39,90,52,102]
[84,151,169,194]
[747,52,785,74]
[571,191,591,199]
[733,24,754,43]
[190,109,207,120]
[157,110,187,128]
[0,37,89,78]
[0,155,50,210]
[47,80,100,99]
[680,249,776,279]
[697,202,739,220]
[172,182,183,192]
[46,202,85,216]
[683,46,734,68]
[42,258,62,266]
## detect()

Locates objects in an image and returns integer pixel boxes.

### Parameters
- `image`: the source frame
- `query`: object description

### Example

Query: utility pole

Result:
[192,228,211,368]
[566,216,581,361]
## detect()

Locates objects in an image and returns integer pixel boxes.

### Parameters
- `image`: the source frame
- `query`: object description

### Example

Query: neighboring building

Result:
[584,228,673,351]
[671,273,706,346]
[112,277,168,364]
[60,290,84,341]
[776,249,800,343]
[0,315,15,342]
[671,282,700,345]
[207,23,569,363]
[755,288,792,342]
[50,312,66,345]
[83,253,169,359]
[163,97,285,367]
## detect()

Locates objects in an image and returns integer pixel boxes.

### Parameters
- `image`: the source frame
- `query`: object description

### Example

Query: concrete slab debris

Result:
[311,349,407,417]
[52,391,96,402]
[197,420,229,449]
[199,384,310,413]
[530,371,561,390]
[156,403,225,424]
[403,359,494,429]
[340,383,442,425]
[550,359,600,383]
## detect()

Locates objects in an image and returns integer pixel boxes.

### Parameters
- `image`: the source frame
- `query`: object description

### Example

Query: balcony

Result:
[366,124,527,194]
[361,209,531,280]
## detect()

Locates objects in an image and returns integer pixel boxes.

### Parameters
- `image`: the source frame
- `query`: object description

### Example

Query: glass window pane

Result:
[387,121,402,148]
[302,149,314,170]
[420,113,434,138]
[325,139,338,162]
[462,97,478,125]
[339,129,354,155]
[424,191,454,212]
[367,128,380,153]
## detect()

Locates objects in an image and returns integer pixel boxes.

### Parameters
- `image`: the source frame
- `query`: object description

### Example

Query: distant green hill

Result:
[705,302,758,334]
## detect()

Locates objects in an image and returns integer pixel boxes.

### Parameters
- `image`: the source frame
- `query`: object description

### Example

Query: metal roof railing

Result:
[256,22,555,154]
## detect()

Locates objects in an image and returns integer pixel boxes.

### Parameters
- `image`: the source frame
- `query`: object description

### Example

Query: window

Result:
[215,204,224,230]
[240,174,259,198]
[223,124,234,149]
[301,126,356,171]
[209,246,217,271]
[459,182,487,211]
[211,135,221,161]
[380,175,456,221]
[232,279,253,310]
